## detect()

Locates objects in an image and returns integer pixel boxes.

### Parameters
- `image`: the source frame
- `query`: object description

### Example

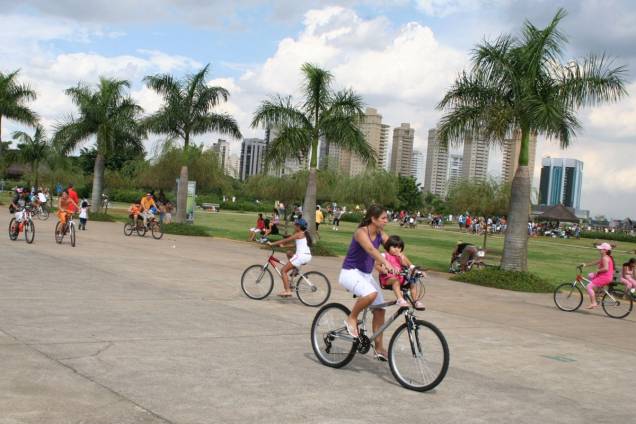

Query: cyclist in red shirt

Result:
[67,184,79,213]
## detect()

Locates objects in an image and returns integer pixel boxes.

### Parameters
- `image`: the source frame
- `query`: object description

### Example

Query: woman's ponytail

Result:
[358,204,386,228]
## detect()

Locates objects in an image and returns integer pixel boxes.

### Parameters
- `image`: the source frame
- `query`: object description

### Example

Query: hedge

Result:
[450,268,554,293]
[579,231,636,243]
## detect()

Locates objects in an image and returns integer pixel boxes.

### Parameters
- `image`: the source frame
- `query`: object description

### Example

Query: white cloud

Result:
[586,82,636,138]
[415,0,510,17]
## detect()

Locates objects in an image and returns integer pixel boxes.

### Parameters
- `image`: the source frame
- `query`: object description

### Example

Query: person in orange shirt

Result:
[56,190,79,235]
[140,193,157,226]
[129,202,142,226]
[67,184,79,213]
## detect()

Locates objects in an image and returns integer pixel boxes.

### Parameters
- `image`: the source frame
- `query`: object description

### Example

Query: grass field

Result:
[3,191,634,287]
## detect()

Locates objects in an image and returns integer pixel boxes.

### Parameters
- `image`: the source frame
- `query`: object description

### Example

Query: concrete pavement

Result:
[1,211,634,423]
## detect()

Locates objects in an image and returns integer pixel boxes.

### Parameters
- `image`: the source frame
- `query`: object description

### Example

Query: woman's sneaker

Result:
[396,298,409,307]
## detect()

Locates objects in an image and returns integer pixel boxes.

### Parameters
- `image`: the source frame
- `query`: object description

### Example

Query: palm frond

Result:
[251,95,310,130]
[191,113,242,139]
[321,115,375,165]
[301,63,333,123]
[263,126,312,168]
[520,8,567,80]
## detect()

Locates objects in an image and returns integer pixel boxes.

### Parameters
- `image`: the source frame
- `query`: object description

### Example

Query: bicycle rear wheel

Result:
[311,303,357,368]
[295,271,331,307]
[553,282,583,312]
[240,265,274,300]
[39,206,49,220]
[388,319,449,392]
[136,223,147,237]
[70,223,76,247]
[24,219,35,244]
[8,218,18,241]
[151,221,164,239]
[55,222,64,244]
[602,286,633,319]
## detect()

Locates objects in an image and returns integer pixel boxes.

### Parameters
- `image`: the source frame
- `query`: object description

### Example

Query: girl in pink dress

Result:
[378,235,425,309]
[620,258,636,295]
[583,242,615,309]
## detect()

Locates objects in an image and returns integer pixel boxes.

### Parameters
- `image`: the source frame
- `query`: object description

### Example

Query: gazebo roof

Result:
[536,204,580,222]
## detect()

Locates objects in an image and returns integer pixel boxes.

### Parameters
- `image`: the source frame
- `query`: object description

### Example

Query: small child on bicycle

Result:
[268,218,312,297]
[377,235,425,309]
[621,258,636,295]
[128,202,142,225]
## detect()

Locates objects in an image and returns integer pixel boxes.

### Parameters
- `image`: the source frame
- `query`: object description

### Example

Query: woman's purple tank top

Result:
[342,227,382,274]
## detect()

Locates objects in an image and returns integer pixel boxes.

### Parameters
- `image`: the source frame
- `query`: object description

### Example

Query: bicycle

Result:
[449,248,486,273]
[240,248,331,307]
[311,270,449,392]
[8,206,35,244]
[32,203,50,220]
[123,215,163,239]
[55,213,77,247]
[554,265,633,319]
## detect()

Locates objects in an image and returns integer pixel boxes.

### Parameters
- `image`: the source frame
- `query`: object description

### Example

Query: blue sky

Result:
[1,0,635,217]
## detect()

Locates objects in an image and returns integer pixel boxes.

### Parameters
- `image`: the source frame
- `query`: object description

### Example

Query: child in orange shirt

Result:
[129,202,142,224]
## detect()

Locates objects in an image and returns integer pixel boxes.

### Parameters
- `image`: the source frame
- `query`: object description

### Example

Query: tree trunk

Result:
[176,165,188,223]
[0,116,3,166]
[33,161,39,188]
[500,165,531,271]
[482,224,488,249]
[303,167,318,242]
[90,153,106,213]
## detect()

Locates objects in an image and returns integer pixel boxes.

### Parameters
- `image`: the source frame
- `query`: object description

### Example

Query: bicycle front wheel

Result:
[70,223,76,247]
[296,271,331,307]
[310,303,357,368]
[54,222,64,244]
[123,222,134,236]
[602,286,633,319]
[8,218,18,241]
[388,319,449,392]
[24,219,35,244]
[151,221,164,239]
[554,282,583,312]
[240,265,274,300]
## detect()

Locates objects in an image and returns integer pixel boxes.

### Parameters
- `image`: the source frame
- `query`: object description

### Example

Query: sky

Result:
[1,0,634,218]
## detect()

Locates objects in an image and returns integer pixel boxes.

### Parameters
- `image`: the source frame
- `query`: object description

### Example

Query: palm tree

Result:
[53,77,145,212]
[0,69,38,164]
[12,126,50,187]
[437,9,627,271]
[252,63,374,239]
[144,64,242,223]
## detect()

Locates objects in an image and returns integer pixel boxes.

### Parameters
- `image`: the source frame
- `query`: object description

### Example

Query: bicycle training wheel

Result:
[295,271,331,307]
[24,219,35,244]
[310,303,358,368]
[124,222,134,236]
[388,319,449,392]
[54,222,64,244]
[553,283,583,312]
[240,265,274,300]
[601,286,633,319]
[151,221,164,240]
[8,218,18,241]
[70,223,76,247]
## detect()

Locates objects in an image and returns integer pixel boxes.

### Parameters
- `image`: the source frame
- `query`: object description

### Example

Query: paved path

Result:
[1,212,634,424]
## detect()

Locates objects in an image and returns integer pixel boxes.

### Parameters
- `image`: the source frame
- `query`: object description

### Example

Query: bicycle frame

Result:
[568,271,622,304]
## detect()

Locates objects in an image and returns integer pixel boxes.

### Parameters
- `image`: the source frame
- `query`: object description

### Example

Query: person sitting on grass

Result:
[267,218,312,297]
[128,202,142,226]
[261,209,280,242]
[377,235,425,310]
[248,213,266,241]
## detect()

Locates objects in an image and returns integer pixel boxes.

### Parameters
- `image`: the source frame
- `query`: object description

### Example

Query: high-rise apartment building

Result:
[227,154,240,179]
[462,134,489,182]
[501,130,537,184]
[378,123,391,171]
[211,139,231,175]
[538,157,583,209]
[410,150,425,187]
[448,154,463,188]
[239,138,267,180]
[390,123,415,176]
[423,128,449,197]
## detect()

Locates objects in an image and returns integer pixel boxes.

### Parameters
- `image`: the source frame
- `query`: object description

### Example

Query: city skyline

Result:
[1,1,634,217]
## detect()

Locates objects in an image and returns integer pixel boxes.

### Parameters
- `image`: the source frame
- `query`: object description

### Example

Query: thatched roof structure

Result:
[536,204,580,222]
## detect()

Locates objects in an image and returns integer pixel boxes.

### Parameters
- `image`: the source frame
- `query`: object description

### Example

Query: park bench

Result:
[201,203,220,212]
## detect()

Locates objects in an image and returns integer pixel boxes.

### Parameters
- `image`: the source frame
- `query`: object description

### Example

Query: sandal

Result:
[343,320,358,338]
[277,292,292,297]
[414,301,426,310]
[374,351,388,362]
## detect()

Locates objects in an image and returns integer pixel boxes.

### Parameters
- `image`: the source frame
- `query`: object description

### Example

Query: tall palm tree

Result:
[144,64,241,223]
[12,126,50,187]
[437,9,627,271]
[53,77,145,212]
[0,69,38,164]
[252,63,374,239]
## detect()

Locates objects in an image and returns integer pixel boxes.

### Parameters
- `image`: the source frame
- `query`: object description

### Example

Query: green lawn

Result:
[3,190,634,287]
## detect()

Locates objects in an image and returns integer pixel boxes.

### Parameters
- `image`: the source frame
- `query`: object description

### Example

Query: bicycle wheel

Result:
[553,282,583,312]
[602,286,633,319]
[240,265,274,300]
[151,221,164,240]
[8,218,18,241]
[55,222,64,244]
[24,219,35,244]
[69,223,76,247]
[123,222,134,236]
[310,303,357,368]
[136,223,147,237]
[39,206,49,220]
[388,319,449,392]
[295,271,331,307]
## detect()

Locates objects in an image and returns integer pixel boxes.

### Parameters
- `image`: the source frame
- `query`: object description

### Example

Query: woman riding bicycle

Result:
[339,205,398,360]
[581,242,615,309]
[56,190,78,234]
[268,218,312,297]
